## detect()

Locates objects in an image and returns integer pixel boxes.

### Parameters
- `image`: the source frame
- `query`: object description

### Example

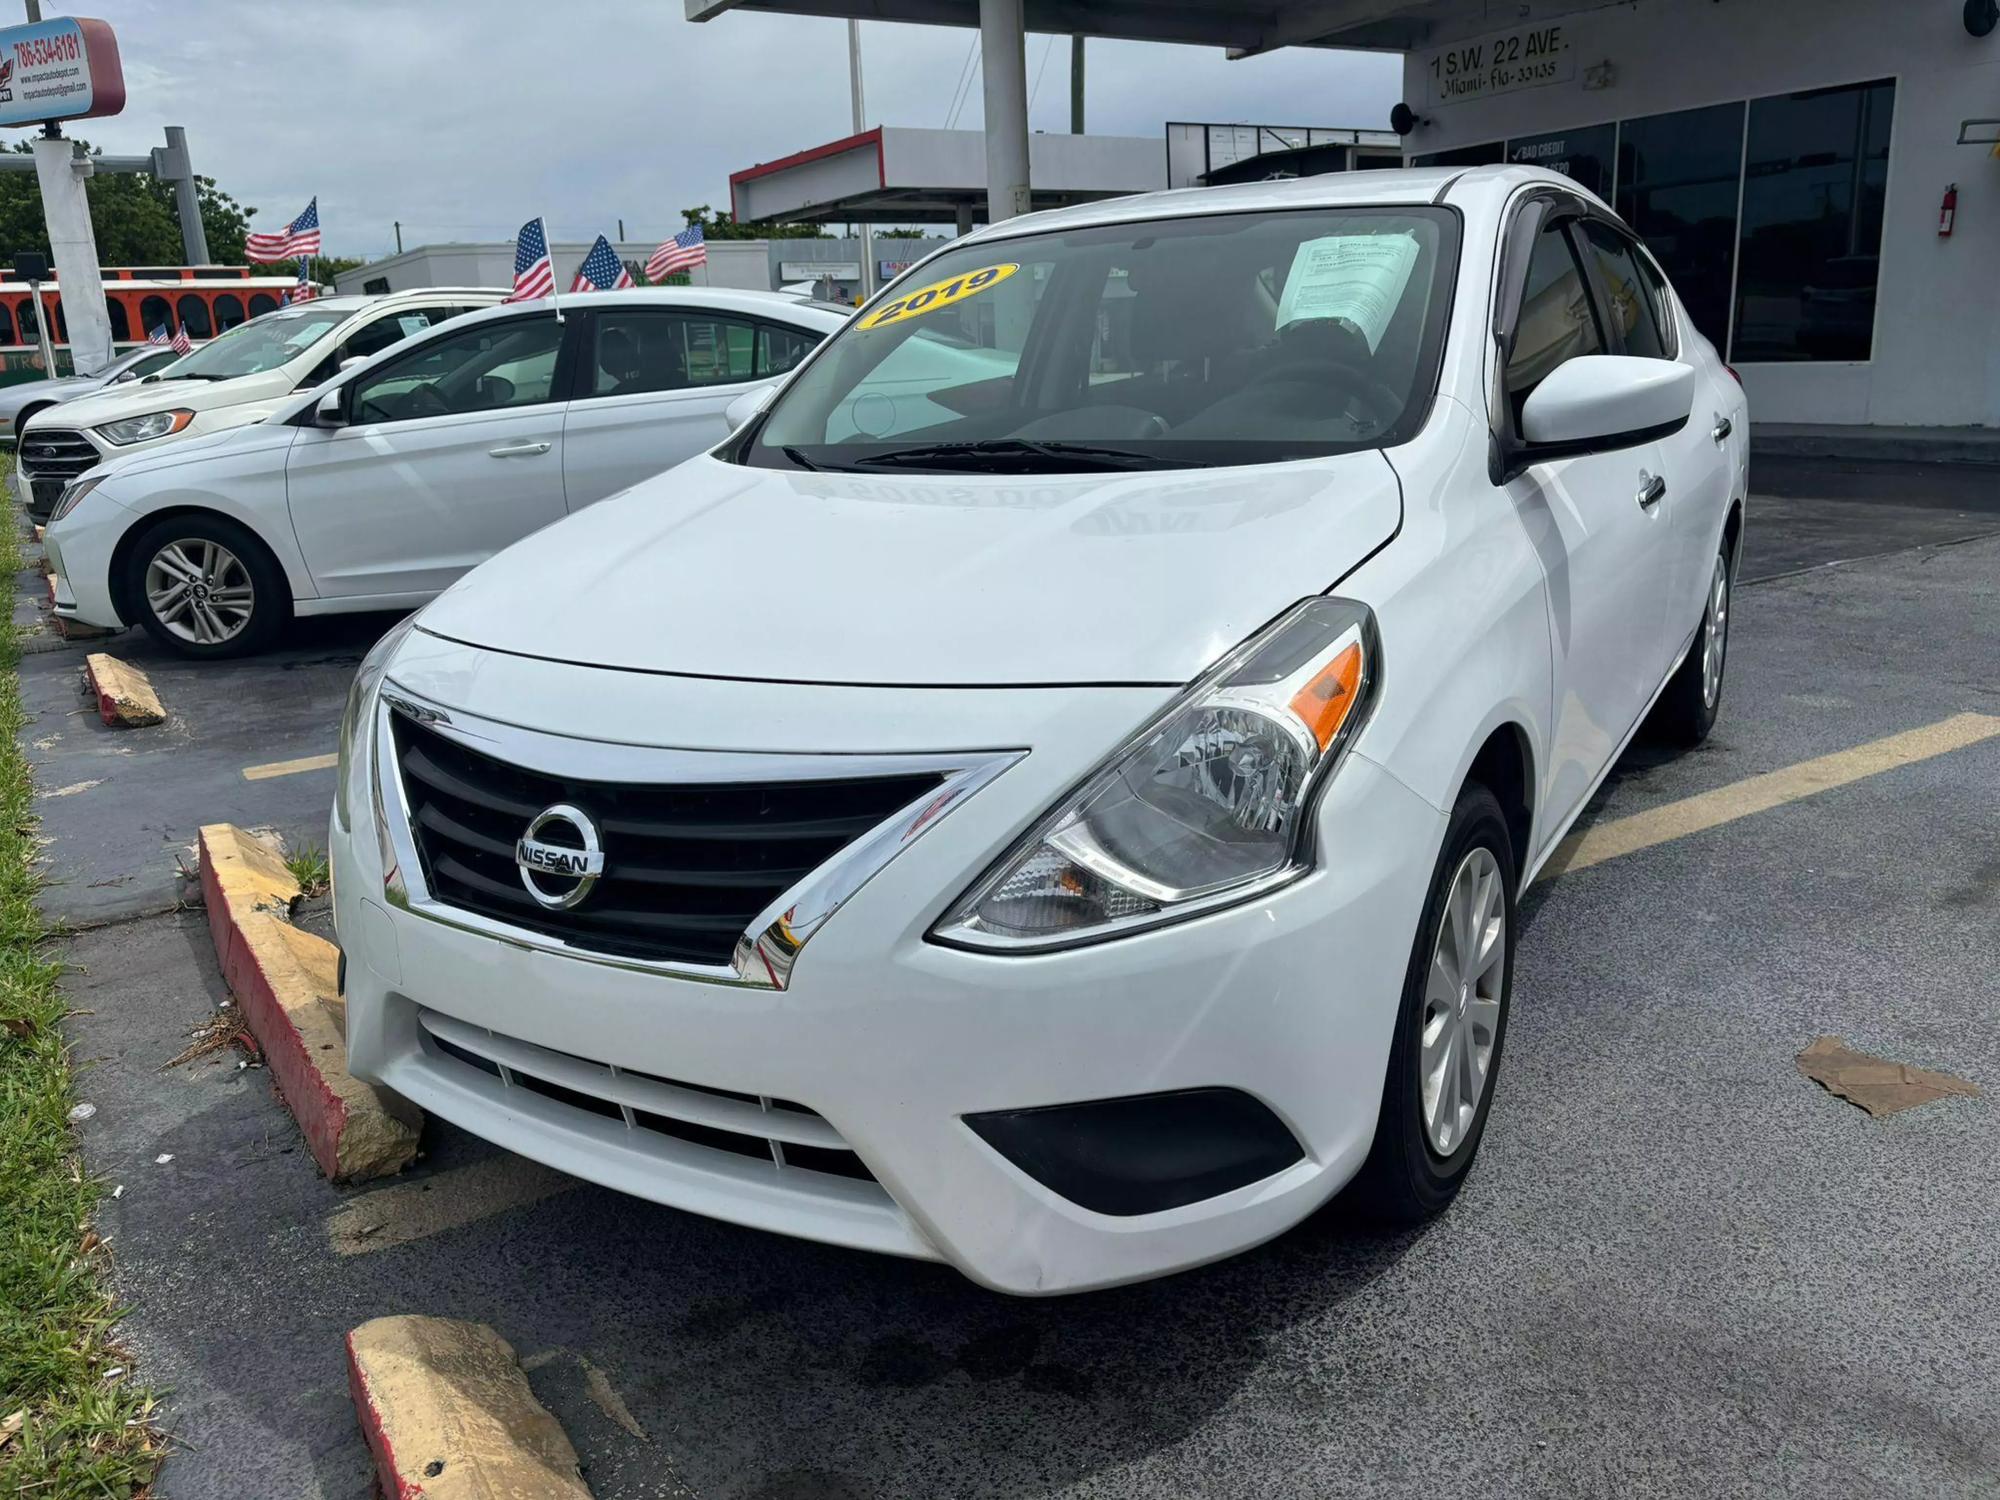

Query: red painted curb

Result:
[84,661,121,728]
[346,1331,424,1500]
[198,829,352,1181]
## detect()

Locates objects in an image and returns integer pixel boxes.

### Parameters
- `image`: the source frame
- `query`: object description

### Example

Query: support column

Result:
[163,127,210,265]
[978,0,1030,224]
[1070,36,1085,134]
[954,201,975,237]
[31,135,114,375]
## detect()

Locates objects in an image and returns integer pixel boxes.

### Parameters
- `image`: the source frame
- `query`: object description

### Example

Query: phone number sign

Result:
[0,17,125,130]
[1422,22,1574,107]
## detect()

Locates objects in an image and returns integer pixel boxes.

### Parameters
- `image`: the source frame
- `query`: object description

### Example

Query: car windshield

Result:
[164,307,348,379]
[752,205,1458,473]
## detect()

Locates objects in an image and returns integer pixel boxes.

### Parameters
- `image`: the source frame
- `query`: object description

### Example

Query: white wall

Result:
[1402,0,2000,427]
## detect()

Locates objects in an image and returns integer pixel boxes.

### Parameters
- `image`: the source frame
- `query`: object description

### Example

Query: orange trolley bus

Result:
[0,266,302,384]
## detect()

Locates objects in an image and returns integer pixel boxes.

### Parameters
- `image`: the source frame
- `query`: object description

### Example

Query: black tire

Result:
[121,513,290,659]
[14,402,50,443]
[1347,783,1517,1226]
[1650,532,1735,747]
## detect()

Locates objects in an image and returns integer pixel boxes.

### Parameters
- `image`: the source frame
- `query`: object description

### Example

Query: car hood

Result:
[38,372,285,429]
[416,450,1403,687]
[94,421,296,486]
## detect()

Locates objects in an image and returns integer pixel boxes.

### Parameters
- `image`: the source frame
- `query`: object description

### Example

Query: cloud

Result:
[53,1,1399,260]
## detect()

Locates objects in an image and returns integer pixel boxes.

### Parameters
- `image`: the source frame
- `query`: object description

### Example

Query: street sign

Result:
[0,17,125,130]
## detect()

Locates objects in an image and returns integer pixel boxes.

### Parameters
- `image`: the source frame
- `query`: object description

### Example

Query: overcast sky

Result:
[45,1,1399,260]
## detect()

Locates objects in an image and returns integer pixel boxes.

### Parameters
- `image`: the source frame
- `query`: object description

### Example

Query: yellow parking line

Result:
[328,1156,579,1257]
[1546,712,2000,878]
[242,752,338,781]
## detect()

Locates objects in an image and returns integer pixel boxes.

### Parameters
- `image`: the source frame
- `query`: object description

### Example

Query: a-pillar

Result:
[978,0,1030,224]
[31,135,114,375]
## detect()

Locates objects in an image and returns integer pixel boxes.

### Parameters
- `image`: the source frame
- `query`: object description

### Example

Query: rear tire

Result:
[1347,783,1516,1226]
[121,514,290,659]
[1651,535,1734,747]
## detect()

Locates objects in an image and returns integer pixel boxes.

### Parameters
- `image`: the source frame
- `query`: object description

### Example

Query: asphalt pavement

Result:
[29,458,2000,1498]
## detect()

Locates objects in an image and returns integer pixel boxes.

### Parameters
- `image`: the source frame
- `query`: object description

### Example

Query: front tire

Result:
[1348,783,1516,1225]
[1651,537,1734,747]
[122,514,289,658]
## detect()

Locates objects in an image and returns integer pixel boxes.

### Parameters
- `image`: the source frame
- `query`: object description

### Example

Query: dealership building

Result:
[694,0,2000,433]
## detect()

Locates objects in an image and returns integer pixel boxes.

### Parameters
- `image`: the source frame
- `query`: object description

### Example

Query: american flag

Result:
[147,325,170,345]
[504,217,554,303]
[646,225,707,280]
[571,234,635,294]
[245,197,322,263]
[292,257,318,303]
[170,325,193,355]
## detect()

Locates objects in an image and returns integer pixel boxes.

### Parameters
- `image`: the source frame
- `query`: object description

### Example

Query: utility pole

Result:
[849,19,875,300]
[394,220,403,254]
[1071,35,1085,133]
[617,217,625,241]
[23,1,42,21]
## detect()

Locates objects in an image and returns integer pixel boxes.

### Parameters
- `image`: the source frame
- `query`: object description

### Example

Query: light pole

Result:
[849,19,875,300]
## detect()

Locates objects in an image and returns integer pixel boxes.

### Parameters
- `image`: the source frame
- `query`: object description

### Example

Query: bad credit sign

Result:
[0,17,124,130]
[1422,22,1573,107]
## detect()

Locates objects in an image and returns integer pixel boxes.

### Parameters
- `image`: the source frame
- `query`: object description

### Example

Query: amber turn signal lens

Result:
[1288,641,1364,750]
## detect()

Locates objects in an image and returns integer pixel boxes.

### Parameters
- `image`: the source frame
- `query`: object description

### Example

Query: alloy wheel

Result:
[1420,845,1505,1157]
[145,539,255,647]
[1701,552,1730,709]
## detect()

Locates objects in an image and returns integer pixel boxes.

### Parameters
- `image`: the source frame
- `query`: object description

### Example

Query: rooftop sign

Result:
[0,17,125,130]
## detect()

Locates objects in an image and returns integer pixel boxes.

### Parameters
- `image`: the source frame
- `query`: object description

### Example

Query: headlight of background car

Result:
[94,408,194,446]
[934,597,1380,951]
[333,614,417,836]
[48,473,106,524]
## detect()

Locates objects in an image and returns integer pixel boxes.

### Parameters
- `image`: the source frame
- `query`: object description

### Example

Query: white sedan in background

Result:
[43,289,846,655]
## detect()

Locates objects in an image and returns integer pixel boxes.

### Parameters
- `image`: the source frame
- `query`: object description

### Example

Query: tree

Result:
[0,141,253,266]
[680,204,827,241]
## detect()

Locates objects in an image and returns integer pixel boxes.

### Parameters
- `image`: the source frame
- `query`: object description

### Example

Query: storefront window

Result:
[1731,79,1893,362]
[1506,124,1615,200]
[1614,102,1745,351]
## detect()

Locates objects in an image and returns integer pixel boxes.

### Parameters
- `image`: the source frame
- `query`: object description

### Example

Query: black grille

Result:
[392,713,944,966]
[18,428,100,483]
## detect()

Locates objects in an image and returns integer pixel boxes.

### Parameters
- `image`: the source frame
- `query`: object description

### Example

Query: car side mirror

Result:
[314,389,346,428]
[338,356,368,373]
[1507,356,1695,476]
[724,381,780,431]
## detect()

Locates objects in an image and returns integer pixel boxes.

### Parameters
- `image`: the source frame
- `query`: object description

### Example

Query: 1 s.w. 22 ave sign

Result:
[0,17,124,130]
[1422,23,1573,106]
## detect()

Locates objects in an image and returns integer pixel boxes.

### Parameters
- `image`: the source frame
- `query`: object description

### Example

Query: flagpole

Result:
[543,217,563,324]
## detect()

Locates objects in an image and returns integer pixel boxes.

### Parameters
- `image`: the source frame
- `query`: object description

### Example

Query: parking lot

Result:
[27,456,2000,1499]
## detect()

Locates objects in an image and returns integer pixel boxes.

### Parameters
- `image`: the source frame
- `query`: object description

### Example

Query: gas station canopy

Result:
[686,0,1436,54]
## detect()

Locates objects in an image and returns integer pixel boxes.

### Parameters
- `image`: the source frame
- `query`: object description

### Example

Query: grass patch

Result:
[284,843,329,899]
[0,516,160,1495]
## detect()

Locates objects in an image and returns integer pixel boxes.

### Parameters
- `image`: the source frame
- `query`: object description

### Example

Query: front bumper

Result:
[333,636,1445,1294]
[42,500,130,630]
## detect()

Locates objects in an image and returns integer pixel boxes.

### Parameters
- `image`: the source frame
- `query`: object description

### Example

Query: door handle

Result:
[488,441,551,458]
[1711,414,1733,444]
[1637,471,1667,510]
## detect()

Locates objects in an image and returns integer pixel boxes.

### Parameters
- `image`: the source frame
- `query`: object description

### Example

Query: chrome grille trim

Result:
[372,685,1023,990]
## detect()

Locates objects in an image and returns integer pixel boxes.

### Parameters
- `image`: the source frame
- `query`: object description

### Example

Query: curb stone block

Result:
[83,652,166,727]
[199,823,420,1181]
[347,1316,594,1499]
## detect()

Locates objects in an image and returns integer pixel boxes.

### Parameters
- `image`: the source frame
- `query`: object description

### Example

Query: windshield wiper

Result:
[780,445,824,472]
[849,438,1206,473]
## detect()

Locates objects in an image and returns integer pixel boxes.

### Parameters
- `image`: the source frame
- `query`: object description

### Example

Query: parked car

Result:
[329,167,1747,1294]
[0,344,188,442]
[43,289,847,655]
[17,288,506,519]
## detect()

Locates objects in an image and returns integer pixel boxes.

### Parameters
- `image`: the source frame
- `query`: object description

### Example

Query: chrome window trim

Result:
[372,685,1023,990]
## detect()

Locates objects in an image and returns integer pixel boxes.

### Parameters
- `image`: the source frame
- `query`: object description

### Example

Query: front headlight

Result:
[933,597,1380,951]
[94,408,194,446]
[48,472,105,524]
[334,614,417,835]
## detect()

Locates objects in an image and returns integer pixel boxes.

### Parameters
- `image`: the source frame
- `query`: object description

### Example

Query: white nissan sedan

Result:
[43,289,846,655]
[330,167,1746,1294]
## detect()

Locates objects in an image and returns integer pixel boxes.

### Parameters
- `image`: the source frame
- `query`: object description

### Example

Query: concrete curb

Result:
[83,652,166,727]
[347,1316,594,1499]
[199,823,421,1182]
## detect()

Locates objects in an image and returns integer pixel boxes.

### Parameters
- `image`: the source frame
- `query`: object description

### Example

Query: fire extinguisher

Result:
[1940,183,1958,238]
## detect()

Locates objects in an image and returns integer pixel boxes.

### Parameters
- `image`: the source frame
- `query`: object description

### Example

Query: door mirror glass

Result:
[1517,354,1694,450]
[314,388,345,427]
[724,381,778,430]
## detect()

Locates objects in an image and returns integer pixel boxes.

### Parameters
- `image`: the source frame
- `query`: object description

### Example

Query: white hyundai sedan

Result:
[42,289,846,655]
[330,167,1746,1294]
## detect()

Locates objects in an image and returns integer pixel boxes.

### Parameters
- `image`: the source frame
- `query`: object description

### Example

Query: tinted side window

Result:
[1505,221,1604,420]
[349,318,566,423]
[587,310,761,397]
[1576,222,1669,361]
[756,323,820,377]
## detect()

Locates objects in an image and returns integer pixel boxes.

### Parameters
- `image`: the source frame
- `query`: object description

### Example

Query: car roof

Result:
[445,285,851,332]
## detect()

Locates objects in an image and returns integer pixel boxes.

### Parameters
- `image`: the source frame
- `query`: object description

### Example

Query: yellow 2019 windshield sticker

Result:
[859,263,1019,331]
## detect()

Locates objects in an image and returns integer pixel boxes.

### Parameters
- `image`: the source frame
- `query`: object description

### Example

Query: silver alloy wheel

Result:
[1701,551,1730,709]
[145,538,255,646]
[1420,845,1505,1157]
